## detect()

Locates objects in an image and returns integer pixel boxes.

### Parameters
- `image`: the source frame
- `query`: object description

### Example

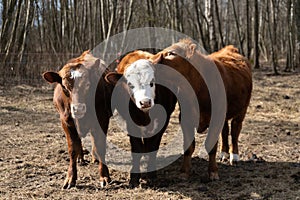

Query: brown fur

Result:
[116,50,153,74]
[152,39,252,180]
[43,51,113,189]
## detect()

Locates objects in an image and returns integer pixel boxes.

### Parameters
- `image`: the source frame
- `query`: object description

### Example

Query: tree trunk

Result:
[205,0,217,52]
[295,0,300,68]
[106,0,117,40]
[3,0,22,66]
[18,0,35,79]
[267,0,279,75]
[214,0,224,48]
[231,0,244,55]
[0,0,18,52]
[194,0,209,51]
[246,0,251,59]
[285,0,293,71]
[253,0,260,69]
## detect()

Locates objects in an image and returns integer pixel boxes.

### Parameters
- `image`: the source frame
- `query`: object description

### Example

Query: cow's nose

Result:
[139,99,152,108]
[71,103,86,119]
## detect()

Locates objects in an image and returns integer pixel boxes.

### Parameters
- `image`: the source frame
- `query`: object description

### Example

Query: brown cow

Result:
[151,39,252,180]
[105,50,177,187]
[43,51,114,188]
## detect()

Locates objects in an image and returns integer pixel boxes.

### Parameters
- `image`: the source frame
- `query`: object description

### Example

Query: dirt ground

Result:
[0,69,299,200]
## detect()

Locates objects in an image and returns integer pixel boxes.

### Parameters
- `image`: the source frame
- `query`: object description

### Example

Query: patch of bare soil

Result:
[0,70,299,199]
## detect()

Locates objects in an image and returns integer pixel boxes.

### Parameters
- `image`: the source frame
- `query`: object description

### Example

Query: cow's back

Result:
[209,46,252,119]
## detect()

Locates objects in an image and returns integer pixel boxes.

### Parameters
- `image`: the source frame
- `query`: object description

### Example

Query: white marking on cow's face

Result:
[124,59,155,111]
[68,68,90,119]
[70,69,83,79]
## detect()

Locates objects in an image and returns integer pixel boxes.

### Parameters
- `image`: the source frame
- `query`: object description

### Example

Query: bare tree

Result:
[230,0,244,55]
[246,0,251,59]
[214,0,224,48]
[285,0,293,71]
[267,0,279,74]
[17,0,35,77]
[194,0,209,50]
[205,0,217,52]
[0,0,299,85]
[295,0,300,68]
[253,0,260,69]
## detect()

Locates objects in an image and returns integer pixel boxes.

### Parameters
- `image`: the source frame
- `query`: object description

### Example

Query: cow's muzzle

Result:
[71,103,87,119]
[139,98,152,110]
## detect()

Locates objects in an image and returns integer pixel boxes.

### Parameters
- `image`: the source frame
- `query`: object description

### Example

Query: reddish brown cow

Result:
[151,39,252,180]
[105,50,177,187]
[43,51,114,188]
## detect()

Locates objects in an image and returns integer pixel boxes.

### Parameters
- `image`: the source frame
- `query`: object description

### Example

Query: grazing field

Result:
[0,70,299,199]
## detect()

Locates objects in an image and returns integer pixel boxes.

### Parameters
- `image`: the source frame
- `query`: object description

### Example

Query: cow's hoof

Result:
[209,172,219,181]
[129,174,140,188]
[62,178,76,189]
[230,153,240,165]
[146,171,157,180]
[100,177,111,188]
[141,172,157,187]
[129,180,140,188]
[219,152,230,162]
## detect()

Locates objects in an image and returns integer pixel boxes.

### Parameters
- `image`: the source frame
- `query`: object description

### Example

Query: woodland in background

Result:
[0,0,299,85]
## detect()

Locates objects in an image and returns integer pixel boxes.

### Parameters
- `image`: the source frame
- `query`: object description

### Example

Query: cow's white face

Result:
[124,59,155,111]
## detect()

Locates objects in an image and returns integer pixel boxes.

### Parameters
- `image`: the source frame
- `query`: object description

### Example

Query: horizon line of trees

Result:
[0,0,299,85]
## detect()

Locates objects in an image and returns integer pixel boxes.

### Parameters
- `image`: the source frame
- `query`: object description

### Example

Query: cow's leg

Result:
[129,135,143,188]
[181,139,195,179]
[90,120,111,188]
[219,120,230,162]
[61,121,82,189]
[91,143,99,164]
[208,142,219,180]
[143,132,164,181]
[143,115,171,181]
[180,124,195,179]
[143,141,158,181]
[77,144,88,165]
[230,113,246,165]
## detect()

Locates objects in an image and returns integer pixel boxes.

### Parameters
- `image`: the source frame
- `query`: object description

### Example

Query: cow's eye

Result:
[128,82,134,89]
[167,51,176,56]
[150,79,155,87]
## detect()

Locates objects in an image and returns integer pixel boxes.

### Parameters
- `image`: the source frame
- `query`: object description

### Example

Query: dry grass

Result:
[0,70,299,199]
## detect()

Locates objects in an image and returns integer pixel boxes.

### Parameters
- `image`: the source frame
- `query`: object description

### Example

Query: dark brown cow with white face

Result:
[43,51,114,189]
[151,39,252,180]
[105,50,177,187]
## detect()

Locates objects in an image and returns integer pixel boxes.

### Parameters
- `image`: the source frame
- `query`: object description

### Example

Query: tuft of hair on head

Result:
[179,38,195,46]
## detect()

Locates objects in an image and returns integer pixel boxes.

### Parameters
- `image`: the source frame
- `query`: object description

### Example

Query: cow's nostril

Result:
[140,99,151,108]
[71,103,86,113]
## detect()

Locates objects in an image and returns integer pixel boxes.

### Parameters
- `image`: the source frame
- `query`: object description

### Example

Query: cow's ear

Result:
[105,72,123,85]
[187,43,197,59]
[150,53,163,64]
[42,71,62,84]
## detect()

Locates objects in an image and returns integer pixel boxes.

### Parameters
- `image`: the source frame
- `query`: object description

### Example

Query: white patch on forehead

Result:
[124,59,154,83]
[70,69,83,79]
